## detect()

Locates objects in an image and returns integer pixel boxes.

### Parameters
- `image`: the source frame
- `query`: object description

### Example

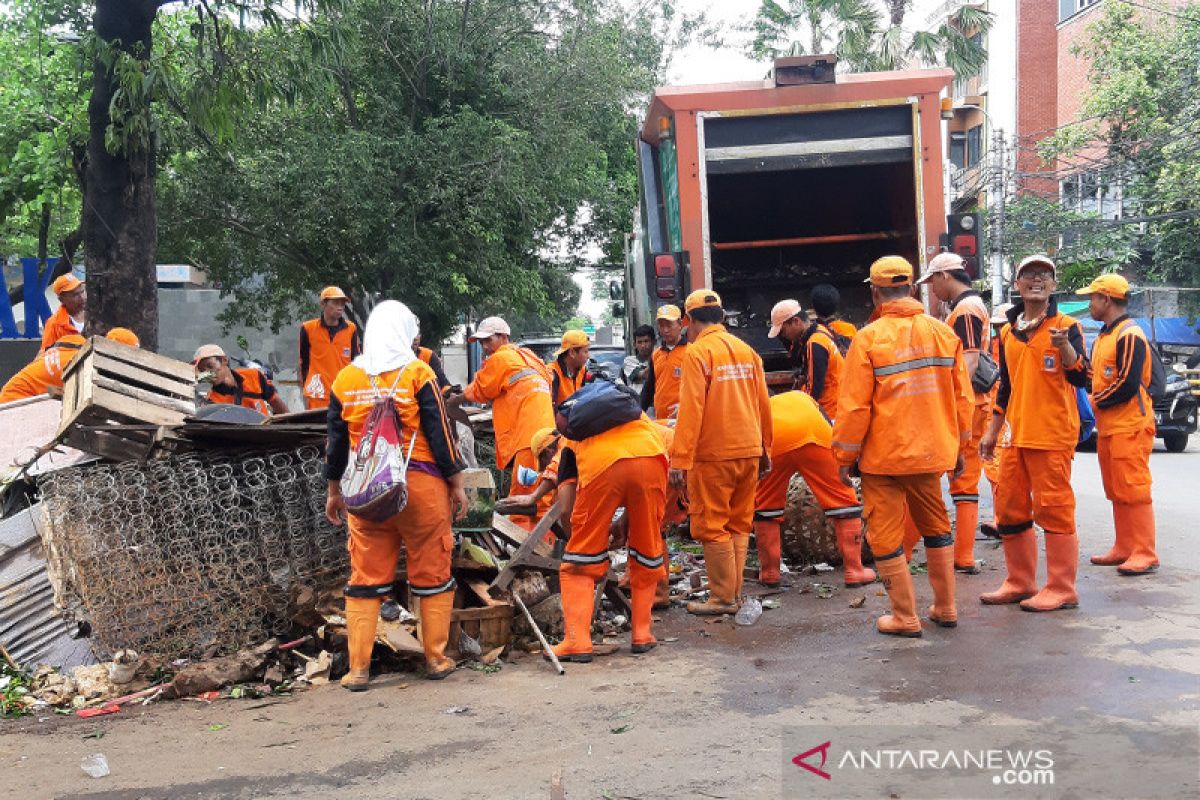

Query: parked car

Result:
[517,337,628,383]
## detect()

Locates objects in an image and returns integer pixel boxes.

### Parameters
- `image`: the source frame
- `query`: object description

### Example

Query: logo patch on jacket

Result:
[342,348,351,358]
[1104,365,1115,379]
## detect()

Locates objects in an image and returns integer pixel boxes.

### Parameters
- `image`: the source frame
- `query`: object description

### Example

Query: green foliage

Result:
[157,0,669,341]
[1039,2,1200,287]
[747,0,992,78]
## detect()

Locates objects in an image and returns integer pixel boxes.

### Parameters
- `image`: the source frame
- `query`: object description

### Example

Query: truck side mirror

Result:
[611,302,625,318]
[608,280,623,301]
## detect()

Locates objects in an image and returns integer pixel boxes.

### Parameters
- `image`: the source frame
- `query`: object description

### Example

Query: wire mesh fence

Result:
[38,445,349,660]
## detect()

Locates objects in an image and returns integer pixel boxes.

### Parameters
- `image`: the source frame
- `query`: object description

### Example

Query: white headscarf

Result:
[353,300,419,376]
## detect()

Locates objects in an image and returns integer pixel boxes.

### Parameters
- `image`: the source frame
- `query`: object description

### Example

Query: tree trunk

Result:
[888,0,906,27]
[83,0,160,349]
[37,201,51,273]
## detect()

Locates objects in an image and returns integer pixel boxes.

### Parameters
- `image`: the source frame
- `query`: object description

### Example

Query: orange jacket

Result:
[832,297,973,475]
[463,344,555,468]
[0,338,84,403]
[560,415,668,487]
[791,324,843,420]
[643,342,688,418]
[207,368,278,415]
[945,290,991,408]
[826,319,857,341]
[299,318,360,408]
[1089,316,1154,436]
[994,299,1090,451]
[768,390,832,457]
[40,306,82,351]
[549,358,588,406]
[669,325,772,470]
[326,359,464,479]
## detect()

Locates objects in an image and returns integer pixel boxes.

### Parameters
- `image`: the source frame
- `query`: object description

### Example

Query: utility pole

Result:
[990,128,1007,304]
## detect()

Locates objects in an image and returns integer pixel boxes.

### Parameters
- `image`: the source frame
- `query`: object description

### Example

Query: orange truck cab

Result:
[625,59,955,386]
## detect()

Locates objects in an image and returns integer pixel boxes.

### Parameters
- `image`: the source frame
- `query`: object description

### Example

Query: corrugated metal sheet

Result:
[0,506,94,669]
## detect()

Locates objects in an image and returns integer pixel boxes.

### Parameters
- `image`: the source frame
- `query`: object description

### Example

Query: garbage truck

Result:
[625,57,956,382]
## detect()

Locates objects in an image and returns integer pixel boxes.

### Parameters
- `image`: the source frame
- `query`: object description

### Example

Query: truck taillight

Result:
[952,234,977,256]
[656,278,676,298]
[649,251,687,301]
[654,254,676,278]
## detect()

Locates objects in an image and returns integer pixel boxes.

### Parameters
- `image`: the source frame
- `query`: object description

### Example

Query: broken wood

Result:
[490,499,563,593]
[513,593,564,676]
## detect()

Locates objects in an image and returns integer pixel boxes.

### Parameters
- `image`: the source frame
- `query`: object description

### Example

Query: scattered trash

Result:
[444,706,470,715]
[80,753,110,778]
[107,650,139,685]
[1128,676,1139,683]
[459,631,483,659]
[207,723,228,732]
[480,646,506,665]
[849,596,867,609]
[909,563,928,575]
[76,704,120,719]
[813,583,835,599]
[610,724,632,734]
[301,651,333,686]
[734,597,763,626]
[806,563,834,574]
[379,600,402,622]
[760,598,781,610]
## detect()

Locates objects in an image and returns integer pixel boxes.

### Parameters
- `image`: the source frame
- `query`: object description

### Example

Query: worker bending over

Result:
[299,286,362,409]
[670,290,772,616]
[325,301,467,689]
[916,253,993,573]
[41,275,86,350]
[549,330,592,405]
[754,391,874,588]
[1081,274,1159,575]
[768,298,844,420]
[194,344,289,416]
[0,335,86,403]
[552,405,668,661]
[455,317,555,500]
[832,256,973,637]
[980,256,1089,612]
[640,305,688,419]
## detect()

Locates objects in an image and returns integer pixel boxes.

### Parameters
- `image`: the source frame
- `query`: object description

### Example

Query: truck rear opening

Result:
[703,105,921,368]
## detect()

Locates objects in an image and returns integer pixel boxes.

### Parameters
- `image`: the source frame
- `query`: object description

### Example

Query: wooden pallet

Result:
[57,336,196,459]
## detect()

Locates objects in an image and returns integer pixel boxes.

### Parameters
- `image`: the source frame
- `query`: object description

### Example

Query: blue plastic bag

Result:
[1076,386,1096,443]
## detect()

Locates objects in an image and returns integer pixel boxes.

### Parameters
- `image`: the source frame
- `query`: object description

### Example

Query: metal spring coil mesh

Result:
[38,446,350,659]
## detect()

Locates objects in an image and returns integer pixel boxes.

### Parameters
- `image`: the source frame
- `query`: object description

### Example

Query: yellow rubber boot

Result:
[340,596,382,692]
[980,528,1038,605]
[1090,504,1133,566]
[925,544,958,628]
[551,569,597,663]
[731,534,749,603]
[419,590,457,680]
[953,502,980,573]
[1020,533,1080,612]
[874,555,922,637]
[835,518,876,587]
[687,541,739,616]
[1116,503,1159,576]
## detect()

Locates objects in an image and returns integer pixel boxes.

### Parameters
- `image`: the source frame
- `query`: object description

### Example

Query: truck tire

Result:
[1164,433,1189,453]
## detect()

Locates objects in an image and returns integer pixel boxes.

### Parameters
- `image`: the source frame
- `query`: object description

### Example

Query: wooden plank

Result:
[464,578,506,607]
[89,336,196,383]
[91,375,195,415]
[86,385,188,426]
[489,500,563,593]
[376,620,423,655]
[63,427,153,461]
[451,604,512,623]
[92,355,194,400]
[491,513,554,557]
[459,467,496,490]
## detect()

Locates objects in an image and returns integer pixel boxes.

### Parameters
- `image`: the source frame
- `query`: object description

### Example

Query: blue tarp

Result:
[1076,316,1200,347]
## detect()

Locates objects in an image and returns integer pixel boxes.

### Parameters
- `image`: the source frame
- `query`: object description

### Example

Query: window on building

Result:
[966,125,983,168]
[950,132,967,171]
[1077,0,1099,11]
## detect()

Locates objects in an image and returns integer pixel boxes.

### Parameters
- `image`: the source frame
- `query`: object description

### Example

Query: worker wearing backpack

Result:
[325,301,469,690]
[1081,274,1160,575]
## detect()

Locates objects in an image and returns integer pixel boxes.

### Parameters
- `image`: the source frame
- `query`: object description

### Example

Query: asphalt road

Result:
[5,445,1199,800]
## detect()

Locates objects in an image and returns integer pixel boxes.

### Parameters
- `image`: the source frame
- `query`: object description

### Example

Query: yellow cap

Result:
[683,289,722,314]
[656,304,682,322]
[530,427,559,459]
[555,329,590,356]
[52,274,83,295]
[105,327,140,347]
[865,256,914,287]
[319,286,349,302]
[1077,273,1130,300]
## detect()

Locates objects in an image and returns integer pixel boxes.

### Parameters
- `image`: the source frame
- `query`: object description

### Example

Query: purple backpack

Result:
[340,372,418,522]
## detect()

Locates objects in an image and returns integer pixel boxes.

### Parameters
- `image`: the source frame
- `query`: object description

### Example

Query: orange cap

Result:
[52,274,83,295]
[1077,273,1129,300]
[105,328,140,347]
[319,286,349,302]
[555,329,590,356]
[656,304,682,322]
[865,256,914,287]
[767,299,802,339]
[530,427,559,458]
[683,289,722,314]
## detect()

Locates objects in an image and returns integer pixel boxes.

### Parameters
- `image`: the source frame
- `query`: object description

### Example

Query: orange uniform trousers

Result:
[1098,427,1154,505]
[687,457,758,544]
[345,471,455,598]
[860,472,951,559]
[949,404,990,503]
[561,456,667,579]
[994,447,1076,535]
[754,443,861,518]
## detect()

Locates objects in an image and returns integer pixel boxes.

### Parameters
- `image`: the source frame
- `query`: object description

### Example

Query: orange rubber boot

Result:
[753,520,782,587]
[1020,533,1079,612]
[925,544,957,627]
[834,518,876,587]
[1117,503,1159,575]
[654,559,672,609]
[874,555,922,637]
[552,570,597,662]
[340,597,381,692]
[980,528,1038,605]
[419,591,457,680]
[629,563,660,654]
[731,534,749,602]
[1091,504,1133,566]
[687,541,739,616]
[953,502,980,573]
[901,512,921,562]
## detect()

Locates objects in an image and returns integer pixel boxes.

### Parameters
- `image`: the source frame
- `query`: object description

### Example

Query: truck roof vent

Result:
[773,55,837,86]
